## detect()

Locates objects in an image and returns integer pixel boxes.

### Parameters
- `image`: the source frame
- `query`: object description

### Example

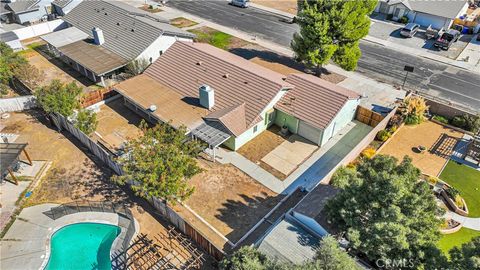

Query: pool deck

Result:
[0,204,124,270]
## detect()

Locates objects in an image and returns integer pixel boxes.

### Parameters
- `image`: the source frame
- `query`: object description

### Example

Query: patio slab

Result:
[261,135,318,175]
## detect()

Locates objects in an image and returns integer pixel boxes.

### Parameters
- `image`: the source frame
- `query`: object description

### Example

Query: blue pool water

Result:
[45,222,121,270]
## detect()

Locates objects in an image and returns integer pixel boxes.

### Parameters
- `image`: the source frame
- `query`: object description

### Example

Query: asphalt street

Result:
[168,0,480,112]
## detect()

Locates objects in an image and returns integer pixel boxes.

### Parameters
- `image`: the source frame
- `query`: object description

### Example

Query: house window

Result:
[253,125,258,133]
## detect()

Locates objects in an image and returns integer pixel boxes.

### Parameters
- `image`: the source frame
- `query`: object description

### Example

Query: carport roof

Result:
[57,40,128,76]
[191,120,231,147]
[40,27,89,48]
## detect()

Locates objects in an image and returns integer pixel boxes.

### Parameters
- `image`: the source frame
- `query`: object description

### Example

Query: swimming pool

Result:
[45,222,121,270]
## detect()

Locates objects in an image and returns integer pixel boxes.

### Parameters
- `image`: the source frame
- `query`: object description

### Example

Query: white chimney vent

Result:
[149,105,157,112]
[199,85,214,110]
[92,27,105,45]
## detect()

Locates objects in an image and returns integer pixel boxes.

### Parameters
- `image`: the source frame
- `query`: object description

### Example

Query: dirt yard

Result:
[238,125,290,179]
[0,111,214,268]
[252,0,297,14]
[92,98,143,152]
[170,17,198,28]
[184,158,283,243]
[379,121,463,176]
[22,41,100,93]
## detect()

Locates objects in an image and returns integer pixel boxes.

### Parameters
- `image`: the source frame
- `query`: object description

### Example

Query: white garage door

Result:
[413,13,447,29]
[297,120,322,145]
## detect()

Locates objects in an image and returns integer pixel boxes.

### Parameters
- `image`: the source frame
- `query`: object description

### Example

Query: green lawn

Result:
[438,228,480,255]
[188,28,233,50]
[440,160,480,217]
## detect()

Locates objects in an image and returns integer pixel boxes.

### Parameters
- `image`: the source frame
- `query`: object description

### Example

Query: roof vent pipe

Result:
[92,27,105,45]
[199,85,214,110]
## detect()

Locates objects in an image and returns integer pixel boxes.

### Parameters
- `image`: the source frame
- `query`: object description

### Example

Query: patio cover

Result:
[190,120,231,148]
[57,40,128,76]
[40,27,88,48]
[0,143,27,177]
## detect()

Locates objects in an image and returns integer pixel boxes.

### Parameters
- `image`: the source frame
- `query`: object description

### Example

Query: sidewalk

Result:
[445,211,480,231]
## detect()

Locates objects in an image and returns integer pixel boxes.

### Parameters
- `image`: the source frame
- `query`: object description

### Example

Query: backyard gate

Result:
[355,106,385,127]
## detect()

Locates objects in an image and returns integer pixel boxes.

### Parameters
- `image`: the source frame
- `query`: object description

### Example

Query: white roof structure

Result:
[40,27,88,48]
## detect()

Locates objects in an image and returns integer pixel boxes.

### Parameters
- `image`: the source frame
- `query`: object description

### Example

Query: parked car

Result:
[434,29,461,50]
[400,23,420,38]
[230,0,249,8]
[426,25,444,39]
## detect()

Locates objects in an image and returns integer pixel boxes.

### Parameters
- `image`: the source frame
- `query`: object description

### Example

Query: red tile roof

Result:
[144,41,292,134]
[277,73,361,130]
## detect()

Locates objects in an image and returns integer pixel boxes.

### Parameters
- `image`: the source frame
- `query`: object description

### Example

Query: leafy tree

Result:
[306,235,361,270]
[291,0,377,75]
[114,121,203,204]
[219,246,276,270]
[221,236,360,270]
[14,62,44,89]
[330,166,359,189]
[0,41,28,91]
[449,236,480,270]
[75,109,98,135]
[125,58,150,76]
[325,155,444,269]
[34,79,82,117]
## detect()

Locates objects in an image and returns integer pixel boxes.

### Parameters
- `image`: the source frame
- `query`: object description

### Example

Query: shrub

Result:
[446,186,460,199]
[454,195,464,209]
[388,125,398,133]
[450,114,480,132]
[34,80,82,117]
[398,16,408,24]
[386,14,393,20]
[432,115,449,125]
[376,129,391,142]
[149,4,154,9]
[75,109,98,135]
[389,114,404,127]
[427,176,438,185]
[401,96,428,125]
[361,147,376,159]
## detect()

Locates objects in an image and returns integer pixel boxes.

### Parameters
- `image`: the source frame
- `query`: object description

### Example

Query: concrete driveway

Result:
[262,135,318,175]
[369,20,471,60]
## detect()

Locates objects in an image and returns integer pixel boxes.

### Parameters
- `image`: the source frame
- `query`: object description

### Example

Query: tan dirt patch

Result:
[184,158,283,242]
[92,99,143,152]
[170,17,198,28]
[139,4,162,13]
[238,125,286,163]
[252,0,297,15]
[379,121,463,176]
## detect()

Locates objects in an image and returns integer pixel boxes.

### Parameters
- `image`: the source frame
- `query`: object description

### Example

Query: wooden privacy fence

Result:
[80,88,118,108]
[50,112,123,175]
[50,112,224,261]
[151,197,225,261]
[355,106,385,127]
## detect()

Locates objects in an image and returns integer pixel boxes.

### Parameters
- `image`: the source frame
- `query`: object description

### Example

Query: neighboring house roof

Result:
[293,183,340,234]
[277,73,360,130]
[52,0,72,8]
[6,0,39,14]
[57,40,128,75]
[389,0,468,18]
[62,0,194,60]
[144,41,293,135]
[40,27,88,48]
[257,219,320,265]
[0,31,20,43]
